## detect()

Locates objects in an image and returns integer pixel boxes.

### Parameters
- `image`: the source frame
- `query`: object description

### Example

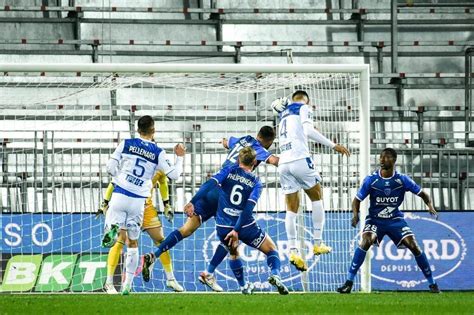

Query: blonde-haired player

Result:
[101,170,184,293]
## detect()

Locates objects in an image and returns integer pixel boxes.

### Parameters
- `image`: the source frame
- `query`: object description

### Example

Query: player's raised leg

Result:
[304,183,332,255]
[142,215,201,281]
[145,226,184,292]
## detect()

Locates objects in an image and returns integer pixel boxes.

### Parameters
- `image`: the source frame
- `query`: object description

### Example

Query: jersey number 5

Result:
[133,158,147,177]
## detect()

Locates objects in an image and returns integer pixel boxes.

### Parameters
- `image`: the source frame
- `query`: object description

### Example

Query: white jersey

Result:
[109,137,176,198]
[278,102,313,164]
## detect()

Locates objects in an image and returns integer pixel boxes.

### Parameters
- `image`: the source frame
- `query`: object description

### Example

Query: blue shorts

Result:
[216,223,267,249]
[363,217,414,248]
[194,188,219,223]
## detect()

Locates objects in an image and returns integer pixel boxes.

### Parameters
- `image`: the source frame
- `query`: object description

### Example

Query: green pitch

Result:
[1,292,473,314]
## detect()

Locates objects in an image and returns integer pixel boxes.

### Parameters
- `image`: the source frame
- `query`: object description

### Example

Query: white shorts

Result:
[278,157,322,194]
[104,192,146,240]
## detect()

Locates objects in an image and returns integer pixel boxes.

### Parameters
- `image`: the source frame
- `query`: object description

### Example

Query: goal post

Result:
[0,63,370,293]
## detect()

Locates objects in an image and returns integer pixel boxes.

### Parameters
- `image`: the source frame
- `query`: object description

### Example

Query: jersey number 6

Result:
[230,185,244,205]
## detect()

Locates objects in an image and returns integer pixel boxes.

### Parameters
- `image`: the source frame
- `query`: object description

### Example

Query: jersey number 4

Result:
[279,119,288,138]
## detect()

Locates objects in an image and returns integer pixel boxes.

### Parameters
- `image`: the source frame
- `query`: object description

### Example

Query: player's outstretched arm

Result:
[333,144,351,157]
[174,143,186,157]
[224,230,239,249]
[351,198,361,227]
[266,154,279,166]
[418,191,438,219]
[160,143,186,180]
[303,122,350,157]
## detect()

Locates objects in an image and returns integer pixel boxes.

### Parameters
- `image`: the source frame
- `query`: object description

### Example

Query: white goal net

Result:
[0,64,369,293]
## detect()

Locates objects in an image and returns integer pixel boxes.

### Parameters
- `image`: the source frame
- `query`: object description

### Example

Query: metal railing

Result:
[1,130,473,213]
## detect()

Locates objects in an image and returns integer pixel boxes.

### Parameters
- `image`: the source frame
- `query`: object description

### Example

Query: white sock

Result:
[312,200,325,243]
[106,275,114,285]
[165,271,175,281]
[285,211,298,252]
[124,247,139,287]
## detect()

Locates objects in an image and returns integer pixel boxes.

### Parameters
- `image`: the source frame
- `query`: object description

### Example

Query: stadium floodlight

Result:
[0,63,370,293]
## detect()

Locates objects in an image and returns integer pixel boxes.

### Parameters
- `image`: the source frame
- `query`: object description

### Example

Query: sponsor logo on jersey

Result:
[250,231,265,248]
[223,207,242,217]
[376,196,399,203]
[377,206,396,218]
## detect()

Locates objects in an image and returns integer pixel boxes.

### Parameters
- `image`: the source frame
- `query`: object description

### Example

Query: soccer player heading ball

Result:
[337,148,440,294]
[273,90,350,272]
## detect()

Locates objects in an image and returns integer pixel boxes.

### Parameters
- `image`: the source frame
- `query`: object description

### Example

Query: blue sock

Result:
[154,229,183,258]
[229,258,245,287]
[207,244,228,274]
[266,250,281,276]
[415,252,435,285]
[347,247,367,282]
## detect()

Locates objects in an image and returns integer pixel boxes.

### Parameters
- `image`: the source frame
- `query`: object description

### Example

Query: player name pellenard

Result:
[226,173,255,187]
[128,145,156,160]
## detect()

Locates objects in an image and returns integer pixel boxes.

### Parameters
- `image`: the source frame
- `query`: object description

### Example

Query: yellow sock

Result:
[159,251,173,274]
[107,241,124,278]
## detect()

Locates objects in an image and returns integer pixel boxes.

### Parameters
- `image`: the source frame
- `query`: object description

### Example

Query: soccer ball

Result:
[271,96,289,113]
